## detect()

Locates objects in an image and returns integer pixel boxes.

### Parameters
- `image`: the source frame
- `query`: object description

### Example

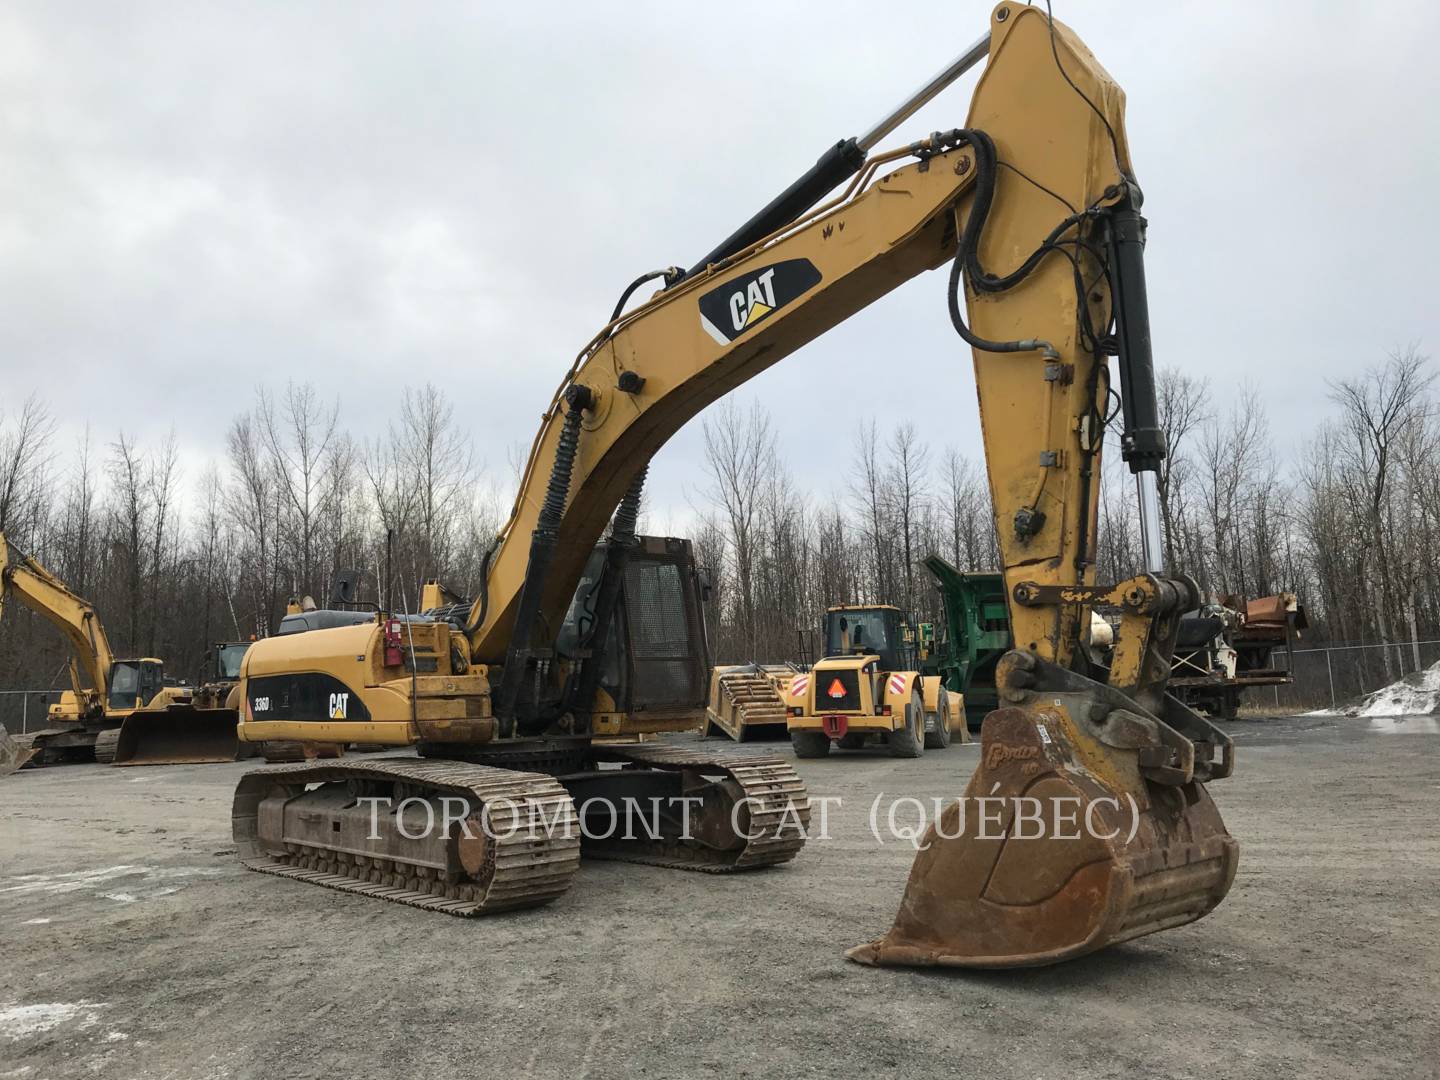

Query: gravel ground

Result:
[1,714,1437,1080]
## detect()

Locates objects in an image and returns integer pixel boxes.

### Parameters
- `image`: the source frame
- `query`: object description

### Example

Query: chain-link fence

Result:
[1257,639,1440,712]
[3,638,1434,726]
[0,690,58,735]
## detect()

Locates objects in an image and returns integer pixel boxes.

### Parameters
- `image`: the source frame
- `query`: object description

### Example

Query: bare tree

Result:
[0,393,54,541]
[701,398,775,658]
[1156,368,1211,568]
[226,415,279,634]
[259,382,340,603]
[142,432,181,655]
[886,422,929,615]
[107,433,148,651]
[852,419,893,604]
[1328,346,1433,674]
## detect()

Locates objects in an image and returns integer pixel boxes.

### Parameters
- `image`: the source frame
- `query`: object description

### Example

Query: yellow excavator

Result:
[0,532,249,767]
[231,3,1236,968]
[0,532,165,766]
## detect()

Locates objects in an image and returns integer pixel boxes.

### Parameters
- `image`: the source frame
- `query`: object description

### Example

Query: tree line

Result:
[0,347,1434,705]
[696,348,1439,693]
[0,383,502,695]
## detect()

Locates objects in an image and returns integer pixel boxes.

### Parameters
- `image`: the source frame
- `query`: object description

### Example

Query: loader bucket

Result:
[113,707,243,766]
[847,706,1238,969]
[0,728,36,777]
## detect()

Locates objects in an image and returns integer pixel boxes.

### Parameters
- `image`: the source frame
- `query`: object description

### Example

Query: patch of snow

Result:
[0,865,222,901]
[1308,660,1440,719]
[0,1002,107,1040]
[104,1031,129,1043]
[21,918,49,925]
[0,866,143,896]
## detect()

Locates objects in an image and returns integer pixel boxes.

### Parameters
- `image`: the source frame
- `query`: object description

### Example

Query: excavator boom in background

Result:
[232,3,1237,967]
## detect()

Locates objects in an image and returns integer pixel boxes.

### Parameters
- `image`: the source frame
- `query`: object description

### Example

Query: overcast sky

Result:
[2,1,1436,533]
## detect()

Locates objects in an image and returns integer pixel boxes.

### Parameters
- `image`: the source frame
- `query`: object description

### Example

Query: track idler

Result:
[847,653,1238,969]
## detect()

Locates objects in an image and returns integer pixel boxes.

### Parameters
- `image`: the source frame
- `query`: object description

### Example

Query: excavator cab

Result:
[105,659,164,711]
[556,535,711,735]
[213,643,251,682]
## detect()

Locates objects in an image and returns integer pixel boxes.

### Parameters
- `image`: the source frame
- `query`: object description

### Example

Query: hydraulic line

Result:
[611,268,682,323]
[494,384,592,735]
[570,462,649,721]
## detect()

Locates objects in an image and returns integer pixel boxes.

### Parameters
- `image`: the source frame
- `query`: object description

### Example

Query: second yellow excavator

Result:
[0,532,165,766]
[229,3,1236,968]
[0,532,250,767]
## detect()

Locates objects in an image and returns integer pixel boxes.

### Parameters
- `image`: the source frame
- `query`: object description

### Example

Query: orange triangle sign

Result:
[827,678,847,699]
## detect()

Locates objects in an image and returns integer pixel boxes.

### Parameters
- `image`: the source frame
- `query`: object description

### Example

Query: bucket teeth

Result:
[847,706,1238,969]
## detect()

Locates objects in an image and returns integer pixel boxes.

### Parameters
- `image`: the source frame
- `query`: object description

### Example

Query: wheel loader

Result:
[227,2,1237,969]
[785,604,965,758]
[109,641,255,766]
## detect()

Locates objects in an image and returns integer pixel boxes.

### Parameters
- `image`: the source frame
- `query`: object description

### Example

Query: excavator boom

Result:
[0,532,115,715]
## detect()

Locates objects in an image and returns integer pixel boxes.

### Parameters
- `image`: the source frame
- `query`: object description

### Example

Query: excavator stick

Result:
[848,655,1238,968]
[844,6,1238,968]
[112,706,246,766]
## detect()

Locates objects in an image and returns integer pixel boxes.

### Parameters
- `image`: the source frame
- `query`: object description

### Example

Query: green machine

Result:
[920,556,1012,730]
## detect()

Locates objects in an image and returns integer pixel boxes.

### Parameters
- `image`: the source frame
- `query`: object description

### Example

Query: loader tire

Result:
[791,730,831,758]
[924,688,952,750]
[889,692,925,759]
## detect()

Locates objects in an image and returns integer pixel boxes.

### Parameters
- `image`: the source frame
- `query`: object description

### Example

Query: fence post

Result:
[1325,649,1336,708]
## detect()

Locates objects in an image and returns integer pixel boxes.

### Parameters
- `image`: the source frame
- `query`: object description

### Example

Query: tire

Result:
[837,732,867,750]
[791,730,831,758]
[888,691,925,758]
[924,687,952,750]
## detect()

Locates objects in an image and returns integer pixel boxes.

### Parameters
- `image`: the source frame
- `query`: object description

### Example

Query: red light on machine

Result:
[384,619,404,667]
[881,704,892,716]
[826,678,846,699]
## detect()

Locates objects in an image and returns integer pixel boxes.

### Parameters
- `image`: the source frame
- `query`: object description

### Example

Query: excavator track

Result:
[232,757,582,916]
[586,744,810,871]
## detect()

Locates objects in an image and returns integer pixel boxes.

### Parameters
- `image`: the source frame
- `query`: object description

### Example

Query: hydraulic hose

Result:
[611,268,682,323]
[944,127,1066,359]
[570,462,649,720]
[495,384,592,735]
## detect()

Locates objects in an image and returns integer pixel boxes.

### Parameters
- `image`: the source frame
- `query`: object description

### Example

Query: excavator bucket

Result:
[113,707,245,766]
[847,701,1238,969]
[0,727,36,777]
